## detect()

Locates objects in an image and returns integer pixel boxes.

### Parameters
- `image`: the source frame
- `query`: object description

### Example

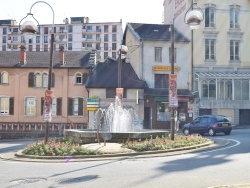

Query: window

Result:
[2,36,6,43]
[234,79,249,100]
[68,97,84,116]
[3,28,7,35]
[112,34,116,41]
[230,5,240,29]
[36,45,40,52]
[28,72,54,88]
[104,43,109,51]
[155,47,162,62]
[112,25,117,32]
[68,43,72,50]
[104,34,108,42]
[1,71,9,84]
[96,26,101,32]
[230,40,240,61]
[87,26,92,31]
[157,102,170,121]
[205,6,215,27]
[106,88,127,98]
[36,36,40,43]
[96,34,101,41]
[28,45,32,51]
[75,73,82,84]
[104,52,108,59]
[0,97,14,115]
[169,48,176,63]
[205,39,215,60]
[44,36,48,43]
[104,25,109,33]
[112,43,116,50]
[201,80,216,99]
[25,97,36,115]
[68,34,72,42]
[41,97,62,116]
[86,34,93,40]
[44,44,48,52]
[68,25,73,33]
[155,74,169,88]
[13,37,18,41]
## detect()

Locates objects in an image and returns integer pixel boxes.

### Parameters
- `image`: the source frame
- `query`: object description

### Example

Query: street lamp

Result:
[117,45,128,105]
[19,1,55,144]
[169,0,204,141]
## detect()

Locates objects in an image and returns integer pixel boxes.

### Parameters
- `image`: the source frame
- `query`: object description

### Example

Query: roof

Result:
[195,72,250,78]
[0,51,94,69]
[144,88,193,97]
[86,62,148,89]
[126,23,189,42]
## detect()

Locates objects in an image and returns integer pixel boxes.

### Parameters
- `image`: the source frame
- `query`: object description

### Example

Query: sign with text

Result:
[169,74,178,107]
[87,98,100,111]
[43,90,54,122]
[169,0,188,19]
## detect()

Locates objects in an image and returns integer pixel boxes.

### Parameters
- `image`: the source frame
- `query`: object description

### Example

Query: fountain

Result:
[64,97,169,144]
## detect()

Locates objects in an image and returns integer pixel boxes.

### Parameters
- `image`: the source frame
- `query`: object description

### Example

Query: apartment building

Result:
[163,0,250,126]
[0,17,123,62]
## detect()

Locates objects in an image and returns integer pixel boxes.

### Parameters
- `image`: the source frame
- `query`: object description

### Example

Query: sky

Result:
[0,0,164,30]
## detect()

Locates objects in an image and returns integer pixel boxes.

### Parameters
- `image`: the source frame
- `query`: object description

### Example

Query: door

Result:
[144,107,151,129]
[239,109,250,126]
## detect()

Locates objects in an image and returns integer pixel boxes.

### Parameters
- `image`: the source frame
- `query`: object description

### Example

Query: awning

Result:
[195,72,250,78]
[144,88,193,97]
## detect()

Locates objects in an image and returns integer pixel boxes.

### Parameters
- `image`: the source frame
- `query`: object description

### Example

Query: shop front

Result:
[144,88,194,130]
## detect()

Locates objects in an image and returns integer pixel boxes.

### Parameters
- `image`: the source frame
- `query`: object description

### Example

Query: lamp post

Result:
[117,45,128,105]
[169,0,204,141]
[19,1,55,144]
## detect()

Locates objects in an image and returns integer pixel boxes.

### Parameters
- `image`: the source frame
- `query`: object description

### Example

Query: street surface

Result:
[0,129,250,188]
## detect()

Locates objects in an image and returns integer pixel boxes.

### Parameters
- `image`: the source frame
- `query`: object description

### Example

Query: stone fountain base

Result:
[64,129,169,144]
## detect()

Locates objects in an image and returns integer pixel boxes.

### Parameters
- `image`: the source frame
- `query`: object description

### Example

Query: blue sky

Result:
[0,0,164,29]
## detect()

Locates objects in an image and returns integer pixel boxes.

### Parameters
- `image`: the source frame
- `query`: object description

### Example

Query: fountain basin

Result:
[64,129,169,144]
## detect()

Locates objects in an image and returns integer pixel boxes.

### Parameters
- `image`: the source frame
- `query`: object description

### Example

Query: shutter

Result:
[51,73,55,87]
[9,97,14,115]
[41,97,44,115]
[78,98,83,115]
[57,98,62,115]
[68,98,73,115]
[28,72,34,87]
[82,73,88,84]
[0,72,1,84]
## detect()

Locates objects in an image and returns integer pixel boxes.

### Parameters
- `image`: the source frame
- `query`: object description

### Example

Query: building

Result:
[0,46,96,137]
[163,0,250,125]
[123,23,193,129]
[0,17,123,62]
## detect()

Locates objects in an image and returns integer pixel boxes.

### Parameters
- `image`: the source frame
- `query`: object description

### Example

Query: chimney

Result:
[59,46,65,64]
[19,45,26,65]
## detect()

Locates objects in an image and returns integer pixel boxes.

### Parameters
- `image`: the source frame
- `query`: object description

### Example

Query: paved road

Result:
[0,129,250,188]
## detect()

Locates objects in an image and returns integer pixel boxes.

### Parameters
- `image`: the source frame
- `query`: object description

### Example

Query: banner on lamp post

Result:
[116,88,123,106]
[169,74,178,107]
[43,90,54,122]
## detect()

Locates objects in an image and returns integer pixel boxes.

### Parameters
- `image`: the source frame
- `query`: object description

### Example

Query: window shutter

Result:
[82,73,88,84]
[68,98,73,115]
[41,97,44,115]
[78,98,83,115]
[0,72,2,84]
[57,98,62,115]
[28,72,34,87]
[51,73,55,87]
[9,97,14,115]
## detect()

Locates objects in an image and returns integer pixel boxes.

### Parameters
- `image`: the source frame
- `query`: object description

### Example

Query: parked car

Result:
[182,115,232,136]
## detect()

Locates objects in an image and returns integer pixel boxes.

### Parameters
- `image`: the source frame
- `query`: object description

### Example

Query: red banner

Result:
[43,90,54,122]
[169,74,178,107]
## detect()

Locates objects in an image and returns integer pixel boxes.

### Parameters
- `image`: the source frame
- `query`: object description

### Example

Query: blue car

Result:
[182,115,232,136]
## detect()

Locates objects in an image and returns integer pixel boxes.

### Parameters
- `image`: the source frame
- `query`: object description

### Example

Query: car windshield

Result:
[216,116,229,122]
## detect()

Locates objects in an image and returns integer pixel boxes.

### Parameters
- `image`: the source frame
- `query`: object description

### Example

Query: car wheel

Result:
[208,128,216,136]
[183,128,190,136]
[224,131,231,135]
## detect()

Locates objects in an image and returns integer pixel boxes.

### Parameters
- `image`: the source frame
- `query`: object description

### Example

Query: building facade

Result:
[124,23,193,129]
[0,17,123,62]
[164,0,250,125]
[0,47,96,136]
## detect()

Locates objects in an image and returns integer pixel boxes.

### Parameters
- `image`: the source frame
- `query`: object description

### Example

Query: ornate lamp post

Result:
[170,0,204,141]
[19,1,55,144]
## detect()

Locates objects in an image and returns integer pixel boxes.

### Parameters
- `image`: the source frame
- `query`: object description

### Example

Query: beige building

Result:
[164,0,250,125]
[0,46,96,136]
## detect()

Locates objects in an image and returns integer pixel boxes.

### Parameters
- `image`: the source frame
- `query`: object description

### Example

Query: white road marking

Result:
[201,138,240,154]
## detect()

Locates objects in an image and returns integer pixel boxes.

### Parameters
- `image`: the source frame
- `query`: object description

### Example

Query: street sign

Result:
[87,98,100,110]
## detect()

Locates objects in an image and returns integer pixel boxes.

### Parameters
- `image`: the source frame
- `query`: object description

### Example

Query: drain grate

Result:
[10,178,47,185]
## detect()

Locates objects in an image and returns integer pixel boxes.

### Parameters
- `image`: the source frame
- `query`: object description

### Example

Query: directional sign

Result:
[87,98,100,110]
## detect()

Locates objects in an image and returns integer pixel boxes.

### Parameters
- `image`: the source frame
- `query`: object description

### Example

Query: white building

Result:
[0,17,123,62]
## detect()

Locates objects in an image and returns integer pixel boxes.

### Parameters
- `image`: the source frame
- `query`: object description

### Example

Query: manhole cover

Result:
[11,178,47,185]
